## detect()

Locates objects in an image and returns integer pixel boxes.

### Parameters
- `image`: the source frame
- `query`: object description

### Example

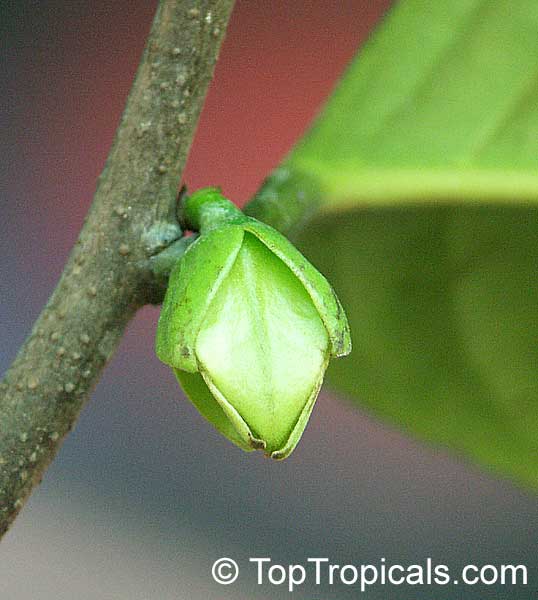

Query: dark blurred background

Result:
[1,1,536,598]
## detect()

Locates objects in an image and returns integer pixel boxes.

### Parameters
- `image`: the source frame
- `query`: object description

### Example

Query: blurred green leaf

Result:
[285,1,538,487]
[291,0,538,206]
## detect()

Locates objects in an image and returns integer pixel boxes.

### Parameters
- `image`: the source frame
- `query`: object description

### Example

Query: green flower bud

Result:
[156,188,351,459]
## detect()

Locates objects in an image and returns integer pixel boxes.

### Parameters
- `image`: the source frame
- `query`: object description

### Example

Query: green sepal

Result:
[174,369,255,452]
[242,218,351,357]
[155,225,244,372]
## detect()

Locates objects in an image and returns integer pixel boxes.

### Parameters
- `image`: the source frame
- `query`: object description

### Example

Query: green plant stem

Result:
[0,0,235,539]
[244,166,324,238]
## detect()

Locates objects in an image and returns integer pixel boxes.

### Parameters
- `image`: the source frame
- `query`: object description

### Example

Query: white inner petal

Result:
[195,232,329,451]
